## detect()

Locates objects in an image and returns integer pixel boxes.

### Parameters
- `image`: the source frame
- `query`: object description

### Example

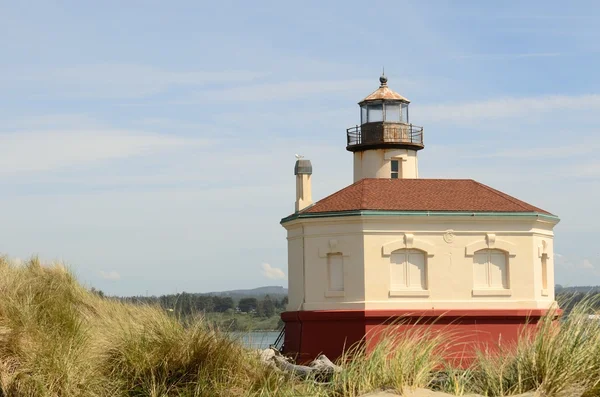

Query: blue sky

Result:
[1,1,599,296]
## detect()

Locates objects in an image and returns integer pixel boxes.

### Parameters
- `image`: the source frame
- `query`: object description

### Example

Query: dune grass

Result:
[329,323,450,397]
[466,296,600,397]
[3,257,600,396]
[0,257,312,397]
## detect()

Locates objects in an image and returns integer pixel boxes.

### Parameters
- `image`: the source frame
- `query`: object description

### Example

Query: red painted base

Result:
[281,309,555,364]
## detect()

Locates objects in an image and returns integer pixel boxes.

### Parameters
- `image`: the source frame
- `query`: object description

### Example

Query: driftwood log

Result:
[259,348,342,380]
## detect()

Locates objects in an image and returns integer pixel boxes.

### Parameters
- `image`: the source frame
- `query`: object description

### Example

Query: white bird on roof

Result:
[295,154,304,159]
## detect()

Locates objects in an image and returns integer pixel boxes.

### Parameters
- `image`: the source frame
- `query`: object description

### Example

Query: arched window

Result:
[473,249,509,289]
[390,249,427,291]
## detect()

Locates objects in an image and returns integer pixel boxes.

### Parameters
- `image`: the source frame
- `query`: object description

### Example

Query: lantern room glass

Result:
[401,103,409,123]
[385,103,401,122]
[367,104,383,123]
[361,102,409,124]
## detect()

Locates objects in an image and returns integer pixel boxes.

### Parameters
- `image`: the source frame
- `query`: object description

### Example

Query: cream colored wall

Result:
[353,149,418,182]
[286,224,305,310]
[285,220,366,311]
[284,215,558,312]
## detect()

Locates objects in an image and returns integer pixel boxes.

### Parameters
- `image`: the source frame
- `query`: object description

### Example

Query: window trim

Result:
[391,159,399,179]
[389,248,429,296]
[382,235,434,298]
[538,240,551,297]
[466,234,514,297]
[472,248,510,292]
[325,253,345,297]
[382,234,437,256]
[318,239,349,298]
[465,233,516,257]
[541,253,549,296]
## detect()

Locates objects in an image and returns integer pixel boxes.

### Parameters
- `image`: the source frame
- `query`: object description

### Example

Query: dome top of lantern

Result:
[359,74,410,105]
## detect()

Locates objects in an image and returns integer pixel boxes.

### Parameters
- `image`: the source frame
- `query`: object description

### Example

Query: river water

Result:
[229,331,281,350]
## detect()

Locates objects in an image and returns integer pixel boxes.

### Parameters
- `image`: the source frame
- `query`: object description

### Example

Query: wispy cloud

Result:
[260,263,286,280]
[6,64,262,99]
[0,130,206,175]
[556,254,599,273]
[99,270,121,281]
[582,259,594,270]
[415,94,600,124]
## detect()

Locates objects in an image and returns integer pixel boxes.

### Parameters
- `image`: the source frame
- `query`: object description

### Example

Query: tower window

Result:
[384,103,401,122]
[391,160,399,179]
[367,104,383,123]
[401,103,409,123]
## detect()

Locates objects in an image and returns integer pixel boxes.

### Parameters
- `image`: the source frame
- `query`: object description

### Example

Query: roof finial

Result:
[379,67,388,86]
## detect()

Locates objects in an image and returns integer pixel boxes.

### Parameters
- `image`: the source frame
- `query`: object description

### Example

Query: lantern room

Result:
[359,76,409,125]
[349,75,424,181]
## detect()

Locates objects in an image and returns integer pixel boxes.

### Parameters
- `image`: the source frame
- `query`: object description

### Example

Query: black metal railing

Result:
[346,123,424,147]
[270,326,285,352]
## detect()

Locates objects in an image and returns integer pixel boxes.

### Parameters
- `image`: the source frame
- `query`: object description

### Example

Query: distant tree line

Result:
[114,291,288,318]
[556,291,600,315]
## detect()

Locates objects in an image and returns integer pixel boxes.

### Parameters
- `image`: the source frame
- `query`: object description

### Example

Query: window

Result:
[367,104,383,123]
[327,253,344,292]
[385,103,401,122]
[390,249,427,291]
[401,103,409,123]
[473,249,508,289]
[361,106,367,124]
[391,160,399,179]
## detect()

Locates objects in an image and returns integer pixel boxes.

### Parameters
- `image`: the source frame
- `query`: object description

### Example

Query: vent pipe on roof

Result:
[294,159,312,212]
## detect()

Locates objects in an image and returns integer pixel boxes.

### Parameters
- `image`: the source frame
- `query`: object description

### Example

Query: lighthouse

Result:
[280,76,560,363]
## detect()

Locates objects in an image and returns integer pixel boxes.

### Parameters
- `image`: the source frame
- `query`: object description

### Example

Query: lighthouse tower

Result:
[349,74,423,182]
[281,76,559,363]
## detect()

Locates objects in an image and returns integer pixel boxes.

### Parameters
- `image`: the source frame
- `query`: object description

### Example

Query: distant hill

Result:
[205,286,288,299]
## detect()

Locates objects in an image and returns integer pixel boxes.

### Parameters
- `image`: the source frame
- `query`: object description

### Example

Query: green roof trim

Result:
[280,210,560,224]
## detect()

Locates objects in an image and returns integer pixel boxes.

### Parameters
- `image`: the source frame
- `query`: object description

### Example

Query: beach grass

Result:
[2,257,600,396]
[0,257,307,396]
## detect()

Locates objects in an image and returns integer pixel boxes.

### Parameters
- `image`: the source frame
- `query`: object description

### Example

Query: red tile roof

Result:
[302,179,553,215]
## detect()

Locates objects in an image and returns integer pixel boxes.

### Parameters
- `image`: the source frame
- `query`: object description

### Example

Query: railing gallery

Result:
[347,123,424,147]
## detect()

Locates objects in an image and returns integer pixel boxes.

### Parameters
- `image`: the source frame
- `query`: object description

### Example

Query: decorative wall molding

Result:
[465,233,516,256]
[487,233,496,248]
[382,234,436,256]
[538,240,551,259]
[318,239,351,258]
[443,229,455,244]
